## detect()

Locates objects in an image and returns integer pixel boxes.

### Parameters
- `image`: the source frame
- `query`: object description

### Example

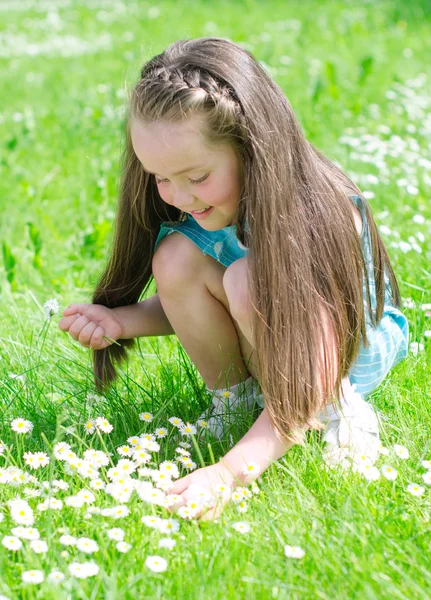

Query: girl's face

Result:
[131,115,243,230]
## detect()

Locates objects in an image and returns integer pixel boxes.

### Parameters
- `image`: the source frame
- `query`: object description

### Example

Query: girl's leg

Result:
[152,233,255,390]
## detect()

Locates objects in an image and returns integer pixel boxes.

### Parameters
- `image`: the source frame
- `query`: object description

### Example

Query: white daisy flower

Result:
[117,445,132,456]
[154,427,168,438]
[47,570,65,583]
[394,444,410,459]
[179,441,191,449]
[139,412,153,422]
[11,526,39,540]
[145,555,167,573]
[421,460,431,469]
[232,521,250,534]
[76,537,99,554]
[196,419,208,428]
[116,541,131,553]
[359,465,380,481]
[95,417,113,433]
[22,569,44,584]
[11,417,33,434]
[159,461,180,479]
[132,449,152,464]
[168,416,184,428]
[242,462,259,476]
[177,506,193,520]
[77,489,96,504]
[59,535,77,546]
[237,500,248,513]
[158,518,180,534]
[377,445,390,456]
[30,539,48,554]
[141,515,162,528]
[381,465,398,480]
[421,471,431,485]
[44,298,60,318]
[407,483,425,496]
[68,561,99,578]
[116,459,137,475]
[179,422,197,436]
[284,545,305,559]
[90,478,105,490]
[9,499,34,525]
[2,535,22,551]
[127,436,141,446]
[65,496,84,508]
[107,528,125,541]
[84,420,96,434]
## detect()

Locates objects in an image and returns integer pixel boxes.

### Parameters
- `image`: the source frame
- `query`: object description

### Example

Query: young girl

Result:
[59,37,408,519]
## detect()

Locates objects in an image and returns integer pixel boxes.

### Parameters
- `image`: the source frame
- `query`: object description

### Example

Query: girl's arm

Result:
[220,406,303,486]
[112,293,175,338]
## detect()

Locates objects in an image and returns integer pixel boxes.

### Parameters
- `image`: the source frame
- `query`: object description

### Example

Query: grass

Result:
[0,0,431,598]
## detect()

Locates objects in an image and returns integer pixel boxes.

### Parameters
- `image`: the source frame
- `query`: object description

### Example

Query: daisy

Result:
[377,445,390,456]
[90,478,106,490]
[68,561,99,578]
[284,545,305,559]
[22,570,44,584]
[47,571,65,583]
[242,462,259,476]
[65,496,84,508]
[0,440,7,456]
[421,460,431,469]
[117,445,132,456]
[237,501,248,513]
[381,465,398,480]
[163,494,182,508]
[59,535,77,546]
[30,540,48,554]
[407,483,425,496]
[231,489,244,503]
[179,422,197,436]
[11,526,39,540]
[116,459,137,475]
[9,499,34,525]
[196,419,208,428]
[232,521,250,534]
[44,298,59,318]
[158,518,180,534]
[145,555,168,573]
[159,537,176,549]
[107,528,125,541]
[214,483,232,502]
[422,472,431,485]
[95,417,113,433]
[84,449,110,467]
[127,436,141,446]
[23,451,49,469]
[77,489,96,504]
[84,420,96,434]
[132,449,152,464]
[177,506,193,520]
[116,541,131,553]
[154,427,168,438]
[159,461,180,479]
[112,505,130,519]
[76,538,99,554]
[179,441,191,449]
[168,416,184,428]
[11,417,33,434]
[2,535,22,551]
[139,412,153,422]
[359,465,380,481]
[52,479,69,490]
[251,481,260,495]
[394,444,410,459]
[175,448,191,457]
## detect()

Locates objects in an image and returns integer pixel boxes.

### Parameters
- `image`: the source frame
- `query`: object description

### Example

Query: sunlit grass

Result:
[0,0,431,598]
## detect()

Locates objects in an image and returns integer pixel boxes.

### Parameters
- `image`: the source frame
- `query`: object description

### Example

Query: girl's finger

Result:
[165,476,190,496]
[62,304,88,316]
[78,322,98,347]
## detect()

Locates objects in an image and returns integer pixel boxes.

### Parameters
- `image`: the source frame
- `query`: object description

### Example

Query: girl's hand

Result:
[58,304,124,350]
[166,462,236,521]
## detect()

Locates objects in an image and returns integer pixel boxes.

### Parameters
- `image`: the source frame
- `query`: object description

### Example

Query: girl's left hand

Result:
[165,462,236,521]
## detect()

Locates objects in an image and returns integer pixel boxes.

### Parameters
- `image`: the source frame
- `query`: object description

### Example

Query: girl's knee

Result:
[152,232,206,290]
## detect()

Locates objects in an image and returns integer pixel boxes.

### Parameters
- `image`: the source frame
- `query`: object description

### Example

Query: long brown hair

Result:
[92,37,401,444]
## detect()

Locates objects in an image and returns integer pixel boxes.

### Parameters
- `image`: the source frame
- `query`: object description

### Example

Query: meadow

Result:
[0,0,431,598]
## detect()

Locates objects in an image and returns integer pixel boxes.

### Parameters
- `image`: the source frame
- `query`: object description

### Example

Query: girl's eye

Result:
[155,173,209,185]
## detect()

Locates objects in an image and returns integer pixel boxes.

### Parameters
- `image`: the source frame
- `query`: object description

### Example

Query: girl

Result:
[59,37,408,519]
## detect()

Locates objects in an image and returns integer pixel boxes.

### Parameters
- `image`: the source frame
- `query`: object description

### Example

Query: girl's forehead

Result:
[130,119,223,176]
[131,117,221,173]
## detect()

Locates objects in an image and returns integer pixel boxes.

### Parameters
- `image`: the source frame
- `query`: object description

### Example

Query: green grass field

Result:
[0,0,431,598]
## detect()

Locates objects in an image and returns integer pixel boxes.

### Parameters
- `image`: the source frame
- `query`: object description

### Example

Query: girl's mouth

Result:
[191,206,214,220]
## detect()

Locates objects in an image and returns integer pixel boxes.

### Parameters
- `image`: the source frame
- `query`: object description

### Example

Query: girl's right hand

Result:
[58,304,124,350]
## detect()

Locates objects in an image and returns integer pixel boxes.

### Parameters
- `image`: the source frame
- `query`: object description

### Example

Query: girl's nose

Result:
[173,190,195,210]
